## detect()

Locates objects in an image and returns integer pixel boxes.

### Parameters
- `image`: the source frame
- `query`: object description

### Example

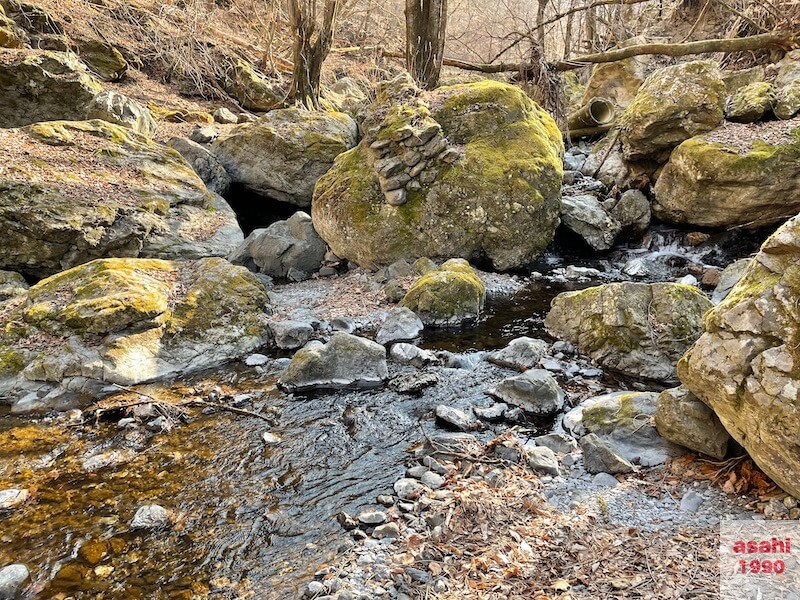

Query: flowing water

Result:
[0,226,770,598]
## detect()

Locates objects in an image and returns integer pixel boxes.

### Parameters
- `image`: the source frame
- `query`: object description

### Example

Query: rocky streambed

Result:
[0,227,777,599]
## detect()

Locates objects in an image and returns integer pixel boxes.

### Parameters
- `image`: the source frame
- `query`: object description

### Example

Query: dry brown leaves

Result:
[702,116,800,154]
[668,454,779,501]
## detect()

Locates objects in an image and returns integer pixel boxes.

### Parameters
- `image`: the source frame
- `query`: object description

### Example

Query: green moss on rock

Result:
[400,259,485,326]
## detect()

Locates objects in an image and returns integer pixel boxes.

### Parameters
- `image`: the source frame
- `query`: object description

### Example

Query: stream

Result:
[0,225,768,599]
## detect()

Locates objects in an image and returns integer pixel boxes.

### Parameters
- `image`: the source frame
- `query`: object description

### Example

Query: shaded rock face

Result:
[678,215,800,498]
[212,107,358,206]
[774,50,800,120]
[0,258,271,411]
[74,38,128,82]
[617,61,725,161]
[87,90,156,137]
[655,386,730,459]
[0,120,243,278]
[312,76,564,271]
[278,332,388,392]
[0,49,103,127]
[566,391,684,467]
[580,134,658,190]
[725,82,776,124]
[545,282,712,382]
[229,211,326,278]
[560,193,620,251]
[653,121,800,229]
[167,137,231,196]
[400,259,485,327]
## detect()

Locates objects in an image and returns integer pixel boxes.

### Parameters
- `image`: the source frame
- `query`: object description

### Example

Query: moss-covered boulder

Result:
[617,61,725,161]
[774,50,800,120]
[312,76,564,271]
[0,4,25,48]
[0,119,243,277]
[212,107,358,206]
[87,90,156,137]
[74,38,127,82]
[653,120,800,228]
[545,282,712,382]
[654,386,730,459]
[725,81,776,123]
[678,214,800,497]
[0,257,271,411]
[222,58,282,112]
[400,259,485,326]
[0,49,103,127]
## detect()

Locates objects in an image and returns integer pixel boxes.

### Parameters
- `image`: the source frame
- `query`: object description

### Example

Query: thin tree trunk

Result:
[536,0,548,53]
[405,0,448,89]
[288,0,339,107]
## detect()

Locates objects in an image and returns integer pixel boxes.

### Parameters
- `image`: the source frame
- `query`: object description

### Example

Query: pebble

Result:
[592,472,620,487]
[262,432,283,445]
[420,471,445,490]
[422,456,448,475]
[130,504,170,530]
[305,580,325,597]
[245,354,269,366]
[0,564,29,598]
[357,510,387,526]
[0,489,29,510]
[372,522,400,539]
[376,495,394,507]
[406,465,428,479]
[680,491,705,512]
[394,478,427,500]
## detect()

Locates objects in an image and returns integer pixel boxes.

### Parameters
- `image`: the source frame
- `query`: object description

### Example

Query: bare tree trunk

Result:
[563,9,575,59]
[405,0,448,89]
[583,6,597,51]
[536,0,548,53]
[288,0,339,107]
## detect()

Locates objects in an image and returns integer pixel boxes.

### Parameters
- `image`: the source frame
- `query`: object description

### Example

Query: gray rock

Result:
[711,258,750,304]
[485,337,549,371]
[420,471,445,489]
[389,372,439,394]
[330,317,357,334]
[213,107,239,124]
[485,369,565,415]
[435,405,479,432]
[580,433,634,474]
[130,504,171,529]
[560,194,621,251]
[245,353,269,366]
[0,564,28,599]
[189,125,219,144]
[604,189,650,238]
[565,391,684,466]
[394,478,428,500]
[525,446,560,476]
[278,332,388,392]
[269,320,313,350]
[357,510,387,525]
[592,472,620,487]
[229,211,326,279]
[167,137,232,196]
[375,308,423,345]
[388,343,437,368]
[0,489,28,510]
[87,90,156,137]
[680,490,704,512]
[82,449,137,473]
[473,403,508,421]
[262,432,282,445]
[655,386,730,459]
[534,433,578,454]
[0,271,28,302]
[372,522,400,539]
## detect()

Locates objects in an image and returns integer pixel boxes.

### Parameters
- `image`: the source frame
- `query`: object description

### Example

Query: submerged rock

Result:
[678,214,800,498]
[617,61,725,161]
[485,369,564,416]
[375,307,424,345]
[0,49,103,128]
[278,332,387,392]
[653,120,800,229]
[485,336,549,371]
[0,257,271,410]
[213,107,358,206]
[545,282,712,382]
[0,120,243,278]
[312,77,564,271]
[130,504,171,530]
[655,386,730,459]
[0,563,29,599]
[400,259,485,326]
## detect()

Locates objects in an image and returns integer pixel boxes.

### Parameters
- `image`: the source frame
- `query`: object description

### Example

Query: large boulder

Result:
[212,107,358,206]
[400,259,485,327]
[229,211,326,278]
[545,282,712,382]
[87,90,156,137]
[565,391,684,466]
[0,49,103,127]
[0,257,271,411]
[654,386,730,459]
[312,77,564,271]
[678,215,800,498]
[725,82,776,123]
[653,120,800,228]
[616,61,725,161]
[0,120,242,278]
[774,50,800,120]
[278,332,388,392]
